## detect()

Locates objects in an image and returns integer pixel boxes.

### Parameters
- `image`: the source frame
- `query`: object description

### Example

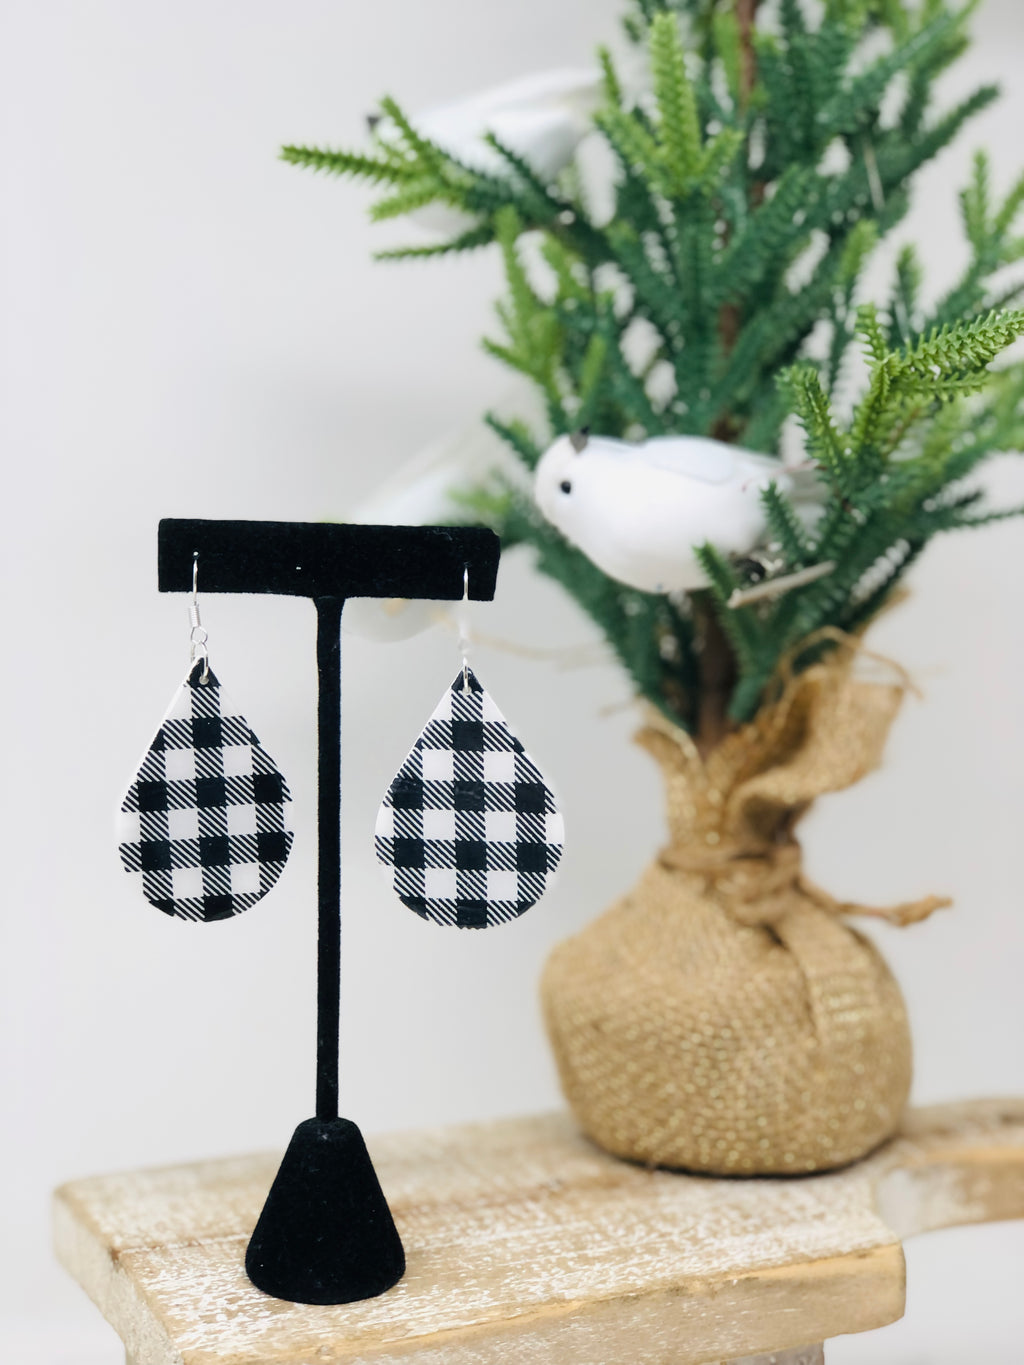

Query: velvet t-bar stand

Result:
[157,518,501,1306]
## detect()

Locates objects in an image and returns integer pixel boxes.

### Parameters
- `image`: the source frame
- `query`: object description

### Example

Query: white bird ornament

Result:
[534,431,830,600]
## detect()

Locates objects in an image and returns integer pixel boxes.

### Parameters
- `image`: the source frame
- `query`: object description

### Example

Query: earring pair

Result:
[117,561,563,928]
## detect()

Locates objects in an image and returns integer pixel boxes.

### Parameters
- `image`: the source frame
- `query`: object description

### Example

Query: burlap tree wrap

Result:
[541,645,949,1175]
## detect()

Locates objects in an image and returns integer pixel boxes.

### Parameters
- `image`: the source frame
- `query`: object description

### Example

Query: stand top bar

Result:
[158,519,501,601]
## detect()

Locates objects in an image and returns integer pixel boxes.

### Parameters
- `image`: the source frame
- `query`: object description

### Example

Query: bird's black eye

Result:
[559,480,572,494]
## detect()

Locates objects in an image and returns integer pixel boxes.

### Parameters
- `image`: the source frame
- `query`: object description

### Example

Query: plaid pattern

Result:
[375,669,564,928]
[117,666,293,922]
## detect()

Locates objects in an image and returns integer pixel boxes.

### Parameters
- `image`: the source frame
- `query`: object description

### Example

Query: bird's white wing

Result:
[637,436,740,485]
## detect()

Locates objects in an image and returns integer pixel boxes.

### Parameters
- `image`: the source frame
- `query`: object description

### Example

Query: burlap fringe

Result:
[542,638,948,1175]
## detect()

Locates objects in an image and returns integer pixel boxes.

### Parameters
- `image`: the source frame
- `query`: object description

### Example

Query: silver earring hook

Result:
[459,566,471,693]
[189,552,210,684]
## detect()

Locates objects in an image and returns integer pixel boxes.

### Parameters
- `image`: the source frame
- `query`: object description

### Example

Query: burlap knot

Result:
[659,840,805,928]
[659,837,949,930]
[541,634,948,1175]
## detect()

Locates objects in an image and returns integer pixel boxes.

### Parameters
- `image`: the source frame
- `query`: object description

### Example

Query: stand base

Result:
[245,1117,405,1305]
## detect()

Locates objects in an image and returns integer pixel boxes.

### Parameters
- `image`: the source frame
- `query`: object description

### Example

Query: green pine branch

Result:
[286,0,1024,735]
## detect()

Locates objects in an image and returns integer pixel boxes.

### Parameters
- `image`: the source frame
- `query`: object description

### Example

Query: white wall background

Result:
[2,1,1023,1360]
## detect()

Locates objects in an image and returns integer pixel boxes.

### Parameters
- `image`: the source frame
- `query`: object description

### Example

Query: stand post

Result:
[246,590,405,1305]
[315,597,343,1122]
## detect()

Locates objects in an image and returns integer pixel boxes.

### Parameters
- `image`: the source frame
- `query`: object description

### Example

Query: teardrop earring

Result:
[374,569,564,929]
[116,553,294,922]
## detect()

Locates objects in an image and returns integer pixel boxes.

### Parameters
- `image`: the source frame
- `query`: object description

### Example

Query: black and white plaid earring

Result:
[374,570,565,929]
[116,555,294,923]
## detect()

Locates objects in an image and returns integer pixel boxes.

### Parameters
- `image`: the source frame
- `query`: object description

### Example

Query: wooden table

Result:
[54,1099,1024,1365]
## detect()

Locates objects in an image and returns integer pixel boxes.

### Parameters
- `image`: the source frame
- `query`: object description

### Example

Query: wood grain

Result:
[56,1100,1024,1365]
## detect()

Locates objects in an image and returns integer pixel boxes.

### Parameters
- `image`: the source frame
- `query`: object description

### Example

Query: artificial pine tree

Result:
[284,0,1024,752]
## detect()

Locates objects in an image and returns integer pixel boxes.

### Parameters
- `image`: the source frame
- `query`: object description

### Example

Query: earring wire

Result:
[189,552,210,684]
[458,566,471,693]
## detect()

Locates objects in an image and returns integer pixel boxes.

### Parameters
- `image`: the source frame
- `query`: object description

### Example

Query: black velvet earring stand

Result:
[158,519,501,1305]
